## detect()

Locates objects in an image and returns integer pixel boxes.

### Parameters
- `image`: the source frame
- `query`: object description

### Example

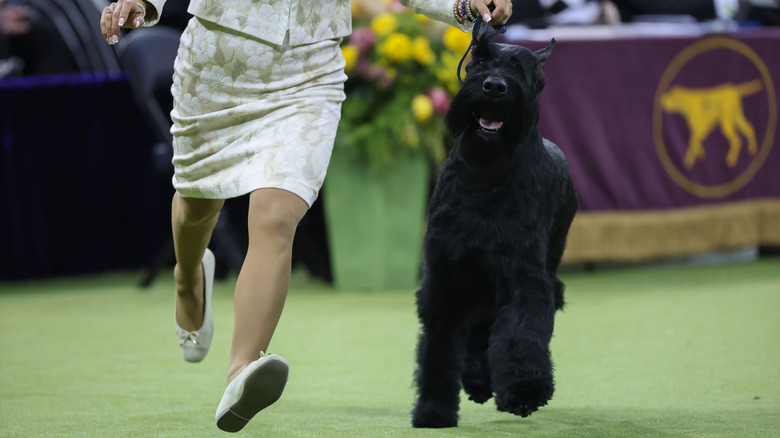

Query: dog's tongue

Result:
[479,118,503,131]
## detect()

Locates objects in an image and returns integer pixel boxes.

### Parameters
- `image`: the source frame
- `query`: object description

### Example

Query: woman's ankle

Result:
[227,363,249,384]
[174,263,205,330]
[174,263,204,297]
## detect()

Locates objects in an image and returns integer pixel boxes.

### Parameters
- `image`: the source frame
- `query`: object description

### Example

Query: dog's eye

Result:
[466,59,483,74]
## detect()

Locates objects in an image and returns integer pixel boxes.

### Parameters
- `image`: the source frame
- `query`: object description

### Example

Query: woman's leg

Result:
[227,188,308,383]
[172,192,225,331]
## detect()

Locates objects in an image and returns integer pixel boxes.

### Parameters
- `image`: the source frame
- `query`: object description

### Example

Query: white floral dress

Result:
[144,0,463,206]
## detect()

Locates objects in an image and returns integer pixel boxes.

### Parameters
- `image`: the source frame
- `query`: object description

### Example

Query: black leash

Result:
[456,16,506,83]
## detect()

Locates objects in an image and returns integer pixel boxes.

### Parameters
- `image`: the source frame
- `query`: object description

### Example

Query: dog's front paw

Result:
[462,377,493,404]
[462,369,493,404]
[467,390,493,404]
[411,401,458,428]
[494,378,553,418]
[496,400,544,417]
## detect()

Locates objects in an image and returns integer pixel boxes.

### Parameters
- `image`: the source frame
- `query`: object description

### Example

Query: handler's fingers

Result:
[99,5,116,44]
[490,0,512,25]
[472,0,493,24]
[115,0,144,29]
[101,0,144,46]
[129,7,145,28]
[108,0,133,43]
[99,7,107,41]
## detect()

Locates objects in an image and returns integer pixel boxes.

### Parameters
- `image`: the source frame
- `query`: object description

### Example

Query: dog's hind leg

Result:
[546,237,567,312]
[547,199,576,311]
[547,179,578,310]
[490,272,556,417]
[462,319,494,404]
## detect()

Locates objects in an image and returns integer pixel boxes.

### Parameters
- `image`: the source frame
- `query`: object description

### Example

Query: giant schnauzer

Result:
[411,30,577,428]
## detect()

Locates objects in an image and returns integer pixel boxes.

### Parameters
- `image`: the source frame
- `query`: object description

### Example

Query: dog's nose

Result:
[482,76,507,97]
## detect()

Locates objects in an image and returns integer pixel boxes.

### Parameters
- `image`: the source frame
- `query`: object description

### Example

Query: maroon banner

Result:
[510,28,780,212]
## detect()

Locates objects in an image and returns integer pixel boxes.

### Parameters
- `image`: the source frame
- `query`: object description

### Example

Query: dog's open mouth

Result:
[476,108,504,132]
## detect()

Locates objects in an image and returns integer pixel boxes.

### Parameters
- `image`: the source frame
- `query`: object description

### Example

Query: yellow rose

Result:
[412,37,436,66]
[411,94,433,124]
[371,12,399,37]
[341,45,359,72]
[380,33,413,63]
[443,26,472,54]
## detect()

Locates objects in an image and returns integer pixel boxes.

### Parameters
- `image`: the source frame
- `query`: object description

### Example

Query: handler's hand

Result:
[471,0,513,26]
[99,0,146,45]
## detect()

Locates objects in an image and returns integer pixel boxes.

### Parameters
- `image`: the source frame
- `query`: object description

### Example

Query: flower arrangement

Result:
[337,0,473,170]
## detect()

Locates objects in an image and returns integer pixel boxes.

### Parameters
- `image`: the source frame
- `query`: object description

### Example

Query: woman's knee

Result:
[247,189,308,241]
[172,193,224,227]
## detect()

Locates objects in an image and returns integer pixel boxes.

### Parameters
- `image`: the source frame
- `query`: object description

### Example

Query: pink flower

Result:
[355,59,395,87]
[350,27,375,54]
[427,87,451,115]
[387,0,406,12]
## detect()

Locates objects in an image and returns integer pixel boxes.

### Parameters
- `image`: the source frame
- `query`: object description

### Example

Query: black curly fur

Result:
[411,30,577,428]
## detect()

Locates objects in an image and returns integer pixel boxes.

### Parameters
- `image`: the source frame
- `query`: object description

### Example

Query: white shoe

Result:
[215,353,289,432]
[175,248,215,363]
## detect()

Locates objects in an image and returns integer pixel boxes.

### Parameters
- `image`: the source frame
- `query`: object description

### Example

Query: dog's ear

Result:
[534,38,556,73]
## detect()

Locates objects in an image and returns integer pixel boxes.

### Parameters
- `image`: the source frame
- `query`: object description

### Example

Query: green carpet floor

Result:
[1,259,778,437]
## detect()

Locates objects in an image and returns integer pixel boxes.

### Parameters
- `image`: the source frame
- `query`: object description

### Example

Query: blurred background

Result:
[1,0,779,287]
[1,2,778,437]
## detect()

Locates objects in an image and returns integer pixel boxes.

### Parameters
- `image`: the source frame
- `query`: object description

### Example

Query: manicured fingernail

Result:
[118,17,125,26]
[484,13,492,22]
[135,19,142,27]
[111,35,118,43]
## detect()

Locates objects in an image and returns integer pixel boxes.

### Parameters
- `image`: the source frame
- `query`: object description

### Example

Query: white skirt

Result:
[170,17,347,206]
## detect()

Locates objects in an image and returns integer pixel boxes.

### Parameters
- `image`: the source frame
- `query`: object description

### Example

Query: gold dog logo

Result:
[653,37,776,198]
[661,80,762,169]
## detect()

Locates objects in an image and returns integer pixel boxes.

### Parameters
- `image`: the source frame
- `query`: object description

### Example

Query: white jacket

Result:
[144,0,466,46]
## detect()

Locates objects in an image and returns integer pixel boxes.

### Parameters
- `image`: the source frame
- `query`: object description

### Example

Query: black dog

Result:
[411,30,577,428]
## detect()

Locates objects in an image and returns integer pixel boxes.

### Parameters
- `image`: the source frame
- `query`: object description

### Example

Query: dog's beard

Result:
[447,94,499,138]
[447,75,535,141]
[447,95,527,149]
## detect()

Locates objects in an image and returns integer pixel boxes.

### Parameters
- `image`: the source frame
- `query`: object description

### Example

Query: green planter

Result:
[323,149,429,291]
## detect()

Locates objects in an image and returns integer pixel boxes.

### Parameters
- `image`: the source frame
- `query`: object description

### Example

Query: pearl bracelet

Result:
[465,0,475,22]
[453,0,475,24]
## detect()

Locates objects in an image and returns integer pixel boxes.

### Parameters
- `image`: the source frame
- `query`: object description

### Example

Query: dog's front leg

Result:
[489,272,556,417]
[412,283,467,428]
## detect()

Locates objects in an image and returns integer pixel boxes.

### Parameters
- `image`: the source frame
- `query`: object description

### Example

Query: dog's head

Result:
[446,29,556,149]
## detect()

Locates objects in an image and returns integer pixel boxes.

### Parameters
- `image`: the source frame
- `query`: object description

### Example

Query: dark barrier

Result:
[0,72,170,280]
